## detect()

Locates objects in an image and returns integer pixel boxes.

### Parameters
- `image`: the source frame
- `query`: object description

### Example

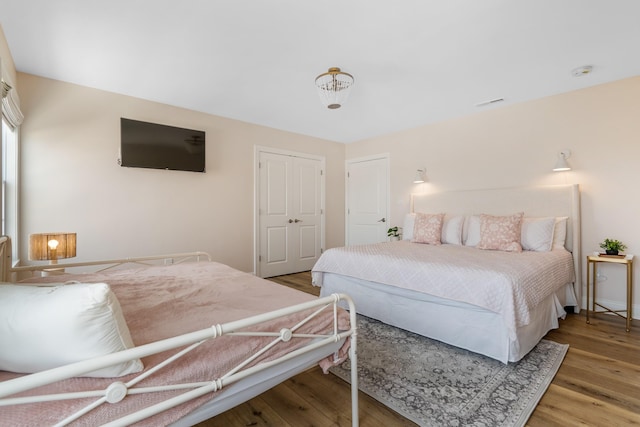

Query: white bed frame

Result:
[320,184,581,363]
[0,240,360,426]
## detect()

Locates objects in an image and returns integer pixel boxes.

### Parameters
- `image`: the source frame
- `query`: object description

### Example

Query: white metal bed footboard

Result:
[0,293,359,427]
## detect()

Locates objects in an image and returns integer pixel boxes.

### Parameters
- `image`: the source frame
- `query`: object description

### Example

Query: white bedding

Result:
[312,241,575,339]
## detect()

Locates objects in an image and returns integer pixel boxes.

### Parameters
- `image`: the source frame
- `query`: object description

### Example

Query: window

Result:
[2,117,18,260]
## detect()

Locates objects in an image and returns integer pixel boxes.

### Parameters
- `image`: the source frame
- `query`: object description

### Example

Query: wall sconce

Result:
[552,150,572,172]
[413,168,426,184]
[29,233,77,265]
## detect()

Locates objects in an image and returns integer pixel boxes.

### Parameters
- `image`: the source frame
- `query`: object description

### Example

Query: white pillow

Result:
[464,215,481,247]
[0,282,143,377]
[553,217,569,250]
[402,213,416,240]
[441,215,465,245]
[521,217,556,252]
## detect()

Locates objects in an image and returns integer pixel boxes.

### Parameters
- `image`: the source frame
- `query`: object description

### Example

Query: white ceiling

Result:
[2,1,640,143]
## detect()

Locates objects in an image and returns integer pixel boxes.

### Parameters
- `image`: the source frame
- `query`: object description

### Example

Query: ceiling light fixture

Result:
[571,65,593,77]
[315,67,354,109]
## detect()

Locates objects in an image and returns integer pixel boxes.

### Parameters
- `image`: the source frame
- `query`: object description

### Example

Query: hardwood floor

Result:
[198,272,640,426]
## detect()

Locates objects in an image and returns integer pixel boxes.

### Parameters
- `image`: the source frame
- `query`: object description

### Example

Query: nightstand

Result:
[586,254,634,331]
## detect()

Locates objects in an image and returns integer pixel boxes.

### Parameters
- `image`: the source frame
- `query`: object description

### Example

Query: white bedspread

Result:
[312,241,574,338]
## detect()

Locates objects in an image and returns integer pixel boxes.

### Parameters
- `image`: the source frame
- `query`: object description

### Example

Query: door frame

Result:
[345,153,390,246]
[254,145,326,276]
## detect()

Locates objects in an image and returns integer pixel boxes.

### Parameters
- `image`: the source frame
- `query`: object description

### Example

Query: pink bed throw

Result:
[1,262,350,426]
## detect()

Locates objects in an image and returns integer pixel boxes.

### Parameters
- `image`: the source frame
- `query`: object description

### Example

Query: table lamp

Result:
[29,232,77,265]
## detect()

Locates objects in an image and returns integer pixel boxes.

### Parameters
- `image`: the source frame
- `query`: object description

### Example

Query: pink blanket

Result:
[1,262,350,426]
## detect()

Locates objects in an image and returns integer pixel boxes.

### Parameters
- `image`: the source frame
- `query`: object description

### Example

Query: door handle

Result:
[378,218,386,223]
[288,219,293,223]
[294,219,302,223]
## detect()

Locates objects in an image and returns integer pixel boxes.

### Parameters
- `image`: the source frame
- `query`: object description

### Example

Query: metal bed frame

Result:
[0,238,359,426]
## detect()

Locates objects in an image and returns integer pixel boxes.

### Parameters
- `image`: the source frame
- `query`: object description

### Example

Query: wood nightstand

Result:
[586,254,634,331]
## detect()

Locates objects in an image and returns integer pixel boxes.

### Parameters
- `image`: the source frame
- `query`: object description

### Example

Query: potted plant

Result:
[599,238,627,256]
[387,226,401,241]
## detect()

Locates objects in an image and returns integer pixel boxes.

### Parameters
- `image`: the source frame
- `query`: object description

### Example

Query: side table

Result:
[586,253,634,331]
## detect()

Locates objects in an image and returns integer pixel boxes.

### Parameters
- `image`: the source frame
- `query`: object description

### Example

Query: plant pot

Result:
[605,249,619,255]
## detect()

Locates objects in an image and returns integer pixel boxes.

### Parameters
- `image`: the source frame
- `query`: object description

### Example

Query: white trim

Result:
[1,116,20,266]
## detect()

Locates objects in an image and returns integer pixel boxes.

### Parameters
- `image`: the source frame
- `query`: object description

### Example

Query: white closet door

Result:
[292,156,322,272]
[258,151,323,277]
[346,156,389,246]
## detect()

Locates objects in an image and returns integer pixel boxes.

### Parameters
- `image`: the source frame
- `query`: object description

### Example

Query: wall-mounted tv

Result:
[120,118,206,173]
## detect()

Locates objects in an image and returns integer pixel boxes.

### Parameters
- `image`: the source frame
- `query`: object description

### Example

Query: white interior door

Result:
[258,150,323,277]
[346,156,389,246]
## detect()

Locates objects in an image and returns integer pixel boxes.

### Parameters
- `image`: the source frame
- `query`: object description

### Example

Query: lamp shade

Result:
[552,150,572,172]
[413,169,426,184]
[29,233,77,261]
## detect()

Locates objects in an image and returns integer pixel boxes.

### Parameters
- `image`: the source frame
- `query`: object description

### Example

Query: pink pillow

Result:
[412,213,444,245]
[477,212,524,252]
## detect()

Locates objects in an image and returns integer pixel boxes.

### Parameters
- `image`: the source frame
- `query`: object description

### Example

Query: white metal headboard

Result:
[0,235,212,283]
[410,184,582,303]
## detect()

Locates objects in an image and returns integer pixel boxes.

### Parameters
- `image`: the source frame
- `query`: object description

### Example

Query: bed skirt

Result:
[318,273,577,363]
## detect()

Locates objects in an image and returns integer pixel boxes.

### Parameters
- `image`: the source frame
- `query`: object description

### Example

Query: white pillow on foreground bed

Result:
[0,282,143,377]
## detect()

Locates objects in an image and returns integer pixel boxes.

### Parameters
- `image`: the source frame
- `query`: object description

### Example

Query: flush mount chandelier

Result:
[315,67,354,109]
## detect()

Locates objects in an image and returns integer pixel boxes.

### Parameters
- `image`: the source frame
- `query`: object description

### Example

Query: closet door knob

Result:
[378,218,386,223]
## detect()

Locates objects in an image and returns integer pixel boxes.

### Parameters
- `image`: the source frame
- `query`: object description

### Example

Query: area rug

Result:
[331,316,568,427]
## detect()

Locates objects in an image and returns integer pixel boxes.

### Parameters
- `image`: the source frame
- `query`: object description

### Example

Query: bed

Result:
[312,184,581,363]
[0,238,358,426]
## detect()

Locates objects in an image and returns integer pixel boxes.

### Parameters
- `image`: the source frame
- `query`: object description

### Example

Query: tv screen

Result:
[120,118,205,172]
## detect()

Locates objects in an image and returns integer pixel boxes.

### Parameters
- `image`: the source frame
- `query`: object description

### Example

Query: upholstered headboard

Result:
[410,184,582,303]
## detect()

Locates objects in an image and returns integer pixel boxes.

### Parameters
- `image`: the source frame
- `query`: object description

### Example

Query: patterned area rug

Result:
[331,316,568,427]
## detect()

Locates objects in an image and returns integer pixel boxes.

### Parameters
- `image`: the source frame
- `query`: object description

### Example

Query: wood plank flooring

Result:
[198,272,640,426]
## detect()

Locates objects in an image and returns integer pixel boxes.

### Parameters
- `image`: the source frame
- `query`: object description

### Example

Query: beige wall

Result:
[0,25,17,87]
[17,73,346,272]
[347,76,640,315]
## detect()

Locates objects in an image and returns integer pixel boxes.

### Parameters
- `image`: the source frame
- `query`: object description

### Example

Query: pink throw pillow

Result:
[477,212,524,252]
[412,213,444,245]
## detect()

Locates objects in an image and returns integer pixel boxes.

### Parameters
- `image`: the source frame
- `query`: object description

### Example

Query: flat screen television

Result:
[120,118,206,172]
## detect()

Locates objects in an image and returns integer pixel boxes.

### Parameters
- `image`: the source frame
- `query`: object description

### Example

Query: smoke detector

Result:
[571,65,593,77]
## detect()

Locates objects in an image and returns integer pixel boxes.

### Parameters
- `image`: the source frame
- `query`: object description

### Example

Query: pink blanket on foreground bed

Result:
[1,262,351,426]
